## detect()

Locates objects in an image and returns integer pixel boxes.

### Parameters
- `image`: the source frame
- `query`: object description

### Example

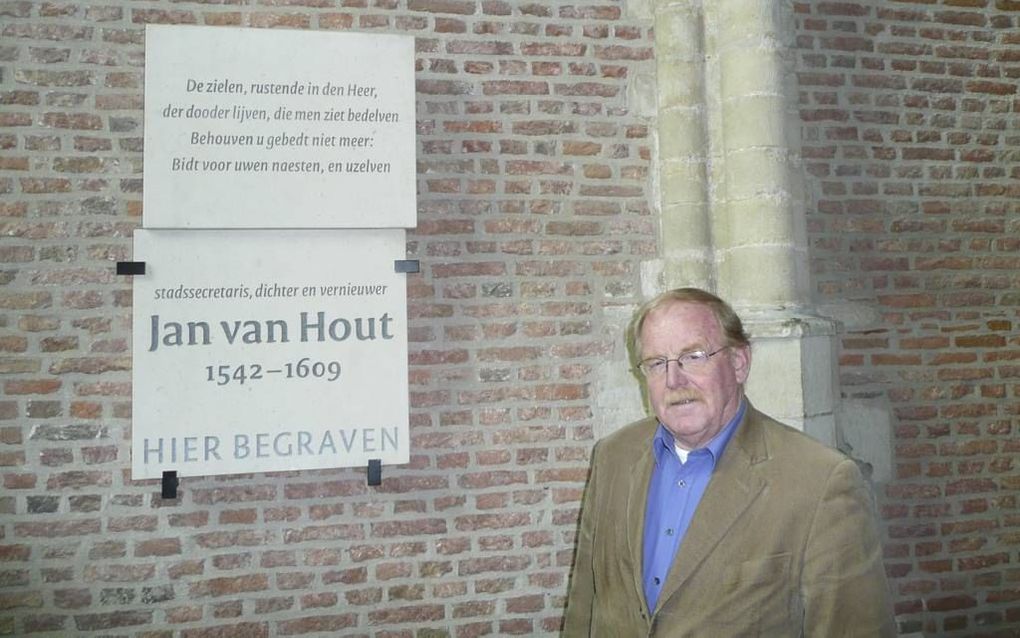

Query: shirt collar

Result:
[652,398,747,466]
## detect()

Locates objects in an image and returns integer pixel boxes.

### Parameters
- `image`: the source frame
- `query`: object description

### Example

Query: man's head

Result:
[630,288,752,450]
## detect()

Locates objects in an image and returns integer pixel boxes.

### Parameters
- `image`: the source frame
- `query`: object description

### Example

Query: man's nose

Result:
[664,360,690,389]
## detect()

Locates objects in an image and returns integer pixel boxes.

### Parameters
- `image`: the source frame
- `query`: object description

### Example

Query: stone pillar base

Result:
[741,312,840,446]
[742,310,892,483]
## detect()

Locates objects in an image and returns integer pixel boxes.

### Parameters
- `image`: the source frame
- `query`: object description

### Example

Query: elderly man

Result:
[563,288,895,636]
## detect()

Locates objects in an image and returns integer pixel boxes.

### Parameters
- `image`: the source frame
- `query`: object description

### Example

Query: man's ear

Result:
[730,345,751,384]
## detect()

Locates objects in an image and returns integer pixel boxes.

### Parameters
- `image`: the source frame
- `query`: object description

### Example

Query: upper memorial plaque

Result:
[143,25,416,229]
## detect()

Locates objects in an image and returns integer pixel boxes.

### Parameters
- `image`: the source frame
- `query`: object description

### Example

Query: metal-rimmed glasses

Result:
[636,347,727,377]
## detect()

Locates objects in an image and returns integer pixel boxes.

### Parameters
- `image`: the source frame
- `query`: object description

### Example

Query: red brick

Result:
[135,538,181,558]
[277,615,356,634]
[188,575,269,598]
[73,611,152,631]
[181,623,269,638]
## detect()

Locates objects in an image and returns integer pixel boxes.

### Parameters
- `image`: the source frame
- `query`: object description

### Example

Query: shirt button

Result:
[654,577,661,585]
[678,479,686,487]
[666,528,674,536]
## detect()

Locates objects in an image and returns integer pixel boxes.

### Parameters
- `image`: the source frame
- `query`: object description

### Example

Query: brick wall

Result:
[796,1,1020,635]
[5,0,1020,635]
[0,1,653,635]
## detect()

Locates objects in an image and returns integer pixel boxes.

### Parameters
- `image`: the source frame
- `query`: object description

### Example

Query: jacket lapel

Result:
[653,405,770,612]
[625,426,657,617]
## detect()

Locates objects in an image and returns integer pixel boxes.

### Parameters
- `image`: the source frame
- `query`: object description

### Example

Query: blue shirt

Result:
[641,400,746,612]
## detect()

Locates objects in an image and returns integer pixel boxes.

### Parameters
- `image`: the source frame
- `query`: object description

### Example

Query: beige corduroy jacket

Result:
[562,403,896,637]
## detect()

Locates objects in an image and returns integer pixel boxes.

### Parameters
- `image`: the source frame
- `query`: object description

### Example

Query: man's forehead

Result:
[642,301,722,343]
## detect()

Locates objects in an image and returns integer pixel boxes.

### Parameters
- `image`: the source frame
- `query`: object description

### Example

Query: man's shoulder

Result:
[746,407,854,470]
[594,416,658,460]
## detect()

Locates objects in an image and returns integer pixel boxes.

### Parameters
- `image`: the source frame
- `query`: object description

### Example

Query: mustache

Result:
[665,392,700,404]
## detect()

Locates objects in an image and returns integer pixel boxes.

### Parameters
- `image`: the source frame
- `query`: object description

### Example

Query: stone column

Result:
[609,0,891,478]
[653,0,713,292]
[699,0,838,445]
[646,0,885,467]
[709,0,808,308]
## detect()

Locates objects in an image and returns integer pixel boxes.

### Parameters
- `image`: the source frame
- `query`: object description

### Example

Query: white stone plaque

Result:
[143,25,415,229]
[130,229,410,479]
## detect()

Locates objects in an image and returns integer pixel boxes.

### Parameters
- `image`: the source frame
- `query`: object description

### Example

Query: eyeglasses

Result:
[636,347,727,377]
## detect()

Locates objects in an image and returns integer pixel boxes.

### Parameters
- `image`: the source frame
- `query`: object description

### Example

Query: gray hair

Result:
[629,288,751,361]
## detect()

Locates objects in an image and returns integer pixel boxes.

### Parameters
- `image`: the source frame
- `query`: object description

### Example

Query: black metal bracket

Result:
[117,261,146,276]
[393,260,419,273]
[367,459,382,486]
[161,470,179,499]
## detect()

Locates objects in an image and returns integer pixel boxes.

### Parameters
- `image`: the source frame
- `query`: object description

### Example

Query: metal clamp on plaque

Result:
[367,459,382,486]
[393,260,419,274]
[117,261,146,276]
[161,470,179,499]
